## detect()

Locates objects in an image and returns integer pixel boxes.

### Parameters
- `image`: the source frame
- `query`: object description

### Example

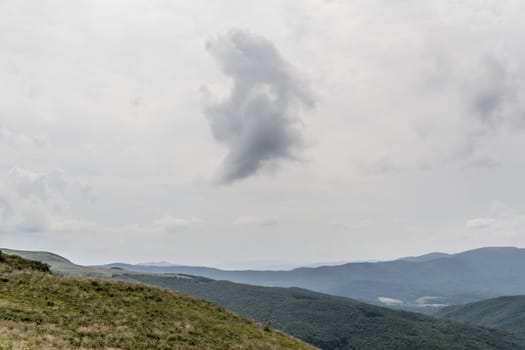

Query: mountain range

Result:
[99,246,525,308]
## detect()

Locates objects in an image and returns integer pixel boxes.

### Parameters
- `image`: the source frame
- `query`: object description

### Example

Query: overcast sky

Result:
[2,0,525,268]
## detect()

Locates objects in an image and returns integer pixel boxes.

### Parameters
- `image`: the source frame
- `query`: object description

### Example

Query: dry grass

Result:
[0,255,315,350]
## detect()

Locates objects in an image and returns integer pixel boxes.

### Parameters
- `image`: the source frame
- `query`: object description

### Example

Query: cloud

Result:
[355,153,400,176]
[0,126,43,147]
[233,215,279,227]
[466,217,496,230]
[153,215,203,233]
[7,167,68,200]
[330,222,351,231]
[202,29,315,183]
[0,167,93,234]
[467,57,520,129]
[2,167,71,232]
[455,56,525,164]
[464,204,525,241]
[465,156,500,169]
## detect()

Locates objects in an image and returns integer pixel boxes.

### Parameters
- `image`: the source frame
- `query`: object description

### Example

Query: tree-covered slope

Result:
[120,272,525,350]
[436,296,525,338]
[0,252,314,350]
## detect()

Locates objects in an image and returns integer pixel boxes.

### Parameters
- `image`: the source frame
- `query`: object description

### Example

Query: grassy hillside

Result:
[436,296,525,338]
[0,252,314,350]
[117,272,525,350]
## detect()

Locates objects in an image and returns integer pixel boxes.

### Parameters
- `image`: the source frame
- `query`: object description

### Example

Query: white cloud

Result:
[233,216,279,227]
[0,126,43,147]
[330,222,351,231]
[153,215,204,232]
[0,167,93,234]
[465,203,525,238]
[466,217,496,230]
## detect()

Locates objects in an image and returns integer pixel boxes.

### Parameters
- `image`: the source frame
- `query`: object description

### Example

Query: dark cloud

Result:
[470,57,518,129]
[202,29,315,183]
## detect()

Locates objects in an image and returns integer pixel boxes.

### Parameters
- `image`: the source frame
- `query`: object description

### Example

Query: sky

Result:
[2,0,525,268]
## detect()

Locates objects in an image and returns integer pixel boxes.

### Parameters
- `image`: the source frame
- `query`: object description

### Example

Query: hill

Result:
[436,295,525,338]
[100,247,525,308]
[1,248,131,277]
[7,249,525,350]
[0,251,314,350]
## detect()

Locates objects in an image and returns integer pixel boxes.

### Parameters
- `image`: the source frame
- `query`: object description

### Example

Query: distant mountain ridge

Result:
[138,261,180,267]
[399,252,451,262]
[100,246,525,308]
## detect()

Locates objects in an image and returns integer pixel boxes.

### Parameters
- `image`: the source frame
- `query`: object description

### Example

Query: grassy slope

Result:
[120,273,525,350]
[436,296,525,338]
[0,253,314,350]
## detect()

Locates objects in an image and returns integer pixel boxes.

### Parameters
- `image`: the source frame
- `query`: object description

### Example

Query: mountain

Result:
[100,246,525,308]
[138,261,179,267]
[1,248,182,279]
[0,251,314,350]
[436,295,525,338]
[1,248,119,277]
[7,248,525,350]
[400,252,451,262]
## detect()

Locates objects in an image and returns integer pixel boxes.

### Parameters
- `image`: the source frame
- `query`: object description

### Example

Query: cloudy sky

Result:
[2,0,525,268]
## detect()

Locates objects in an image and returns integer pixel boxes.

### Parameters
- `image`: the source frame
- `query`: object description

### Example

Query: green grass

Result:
[0,253,314,350]
[0,252,50,273]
